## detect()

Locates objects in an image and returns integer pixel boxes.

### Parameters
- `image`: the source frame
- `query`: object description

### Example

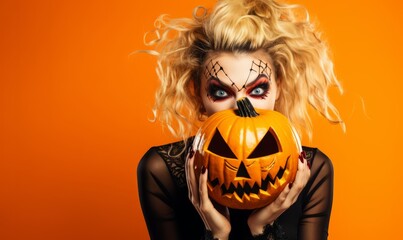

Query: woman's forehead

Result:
[203,51,273,80]
[203,50,273,69]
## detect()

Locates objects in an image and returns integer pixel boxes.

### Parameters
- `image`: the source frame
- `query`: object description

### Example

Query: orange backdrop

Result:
[1,0,402,239]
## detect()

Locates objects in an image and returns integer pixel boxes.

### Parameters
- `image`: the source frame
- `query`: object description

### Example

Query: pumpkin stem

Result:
[236,98,259,117]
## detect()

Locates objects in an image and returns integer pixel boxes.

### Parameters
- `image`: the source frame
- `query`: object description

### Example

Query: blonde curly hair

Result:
[144,0,343,141]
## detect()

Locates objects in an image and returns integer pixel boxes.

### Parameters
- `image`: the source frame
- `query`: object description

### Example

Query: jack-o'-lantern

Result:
[194,98,301,209]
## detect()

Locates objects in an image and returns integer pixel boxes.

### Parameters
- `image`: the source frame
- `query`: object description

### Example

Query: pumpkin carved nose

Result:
[236,162,251,179]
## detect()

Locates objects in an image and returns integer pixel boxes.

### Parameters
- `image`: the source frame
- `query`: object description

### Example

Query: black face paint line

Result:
[204,59,273,93]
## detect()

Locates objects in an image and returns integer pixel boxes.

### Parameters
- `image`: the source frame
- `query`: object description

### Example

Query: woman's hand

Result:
[247,153,311,236]
[185,147,231,240]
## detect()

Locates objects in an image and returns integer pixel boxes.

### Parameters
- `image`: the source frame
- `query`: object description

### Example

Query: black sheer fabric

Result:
[137,139,333,240]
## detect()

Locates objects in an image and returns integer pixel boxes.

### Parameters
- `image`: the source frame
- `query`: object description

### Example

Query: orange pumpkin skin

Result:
[194,100,301,209]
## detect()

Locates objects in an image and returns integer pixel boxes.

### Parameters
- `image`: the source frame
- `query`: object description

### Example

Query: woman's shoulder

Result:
[138,138,193,188]
[302,146,334,177]
[137,146,167,180]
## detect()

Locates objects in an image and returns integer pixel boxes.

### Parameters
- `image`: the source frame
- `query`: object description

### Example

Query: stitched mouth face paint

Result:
[204,59,273,102]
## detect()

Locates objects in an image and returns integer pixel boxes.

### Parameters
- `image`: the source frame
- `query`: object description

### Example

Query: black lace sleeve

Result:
[298,149,334,240]
[252,221,287,240]
[137,147,183,240]
[137,144,204,240]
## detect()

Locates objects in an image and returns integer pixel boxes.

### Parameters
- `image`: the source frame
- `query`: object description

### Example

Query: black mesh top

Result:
[138,139,333,240]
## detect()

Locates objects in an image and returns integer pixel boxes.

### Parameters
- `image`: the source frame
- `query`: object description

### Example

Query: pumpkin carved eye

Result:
[207,129,237,158]
[247,128,280,158]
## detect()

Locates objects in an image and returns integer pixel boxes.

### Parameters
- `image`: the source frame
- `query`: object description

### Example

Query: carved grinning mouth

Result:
[208,156,290,200]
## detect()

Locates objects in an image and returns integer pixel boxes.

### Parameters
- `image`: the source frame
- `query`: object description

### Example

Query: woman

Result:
[137,0,343,239]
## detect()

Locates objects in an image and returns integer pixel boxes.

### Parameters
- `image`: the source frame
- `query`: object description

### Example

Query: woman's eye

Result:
[214,89,229,98]
[207,83,233,101]
[249,83,269,97]
[250,88,264,96]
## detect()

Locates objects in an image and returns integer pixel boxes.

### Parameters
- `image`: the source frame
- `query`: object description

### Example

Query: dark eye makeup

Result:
[206,79,234,101]
[246,75,270,99]
[206,74,271,102]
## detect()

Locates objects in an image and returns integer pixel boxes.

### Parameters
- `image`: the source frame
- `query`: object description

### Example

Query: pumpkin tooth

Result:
[223,194,233,199]
[250,193,260,200]
[222,181,232,192]
[243,194,250,201]
[251,183,260,194]
[234,192,244,203]
[235,184,245,199]
[209,178,219,187]
[237,180,244,188]
[228,183,236,193]
[207,182,214,192]
[259,189,270,196]
[243,182,251,195]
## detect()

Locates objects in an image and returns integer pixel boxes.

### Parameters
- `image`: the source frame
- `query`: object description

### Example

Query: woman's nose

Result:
[232,100,238,110]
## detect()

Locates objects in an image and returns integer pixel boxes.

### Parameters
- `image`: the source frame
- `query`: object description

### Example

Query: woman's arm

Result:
[137,147,184,240]
[298,150,334,240]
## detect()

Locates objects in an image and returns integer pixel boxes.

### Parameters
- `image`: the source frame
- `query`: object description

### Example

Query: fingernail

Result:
[307,161,311,169]
[299,154,304,163]
[189,148,194,158]
[201,166,206,174]
[299,151,305,163]
[289,182,293,189]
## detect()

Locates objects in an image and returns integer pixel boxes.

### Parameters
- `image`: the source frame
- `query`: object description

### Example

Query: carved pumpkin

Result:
[194,98,301,209]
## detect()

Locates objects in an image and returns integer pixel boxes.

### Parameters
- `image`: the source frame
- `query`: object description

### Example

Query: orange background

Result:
[1,0,402,239]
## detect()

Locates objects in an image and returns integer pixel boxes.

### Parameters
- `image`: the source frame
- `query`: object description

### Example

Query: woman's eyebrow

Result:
[208,77,236,92]
[245,74,269,88]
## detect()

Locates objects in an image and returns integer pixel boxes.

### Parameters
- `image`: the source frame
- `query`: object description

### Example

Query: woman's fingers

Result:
[184,142,231,238]
[185,148,199,205]
[199,168,231,236]
[272,182,291,209]
[198,167,213,229]
[286,157,311,204]
[199,167,210,209]
[270,155,311,210]
[248,154,312,235]
[186,148,212,228]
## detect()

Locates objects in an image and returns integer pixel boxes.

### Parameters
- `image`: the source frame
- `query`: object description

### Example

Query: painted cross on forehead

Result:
[204,59,272,92]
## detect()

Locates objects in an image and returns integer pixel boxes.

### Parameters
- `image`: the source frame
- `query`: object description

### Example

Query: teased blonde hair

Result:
[144,0,343,141]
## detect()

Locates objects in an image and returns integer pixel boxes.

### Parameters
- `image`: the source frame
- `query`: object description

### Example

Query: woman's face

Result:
[201,50,279,116]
